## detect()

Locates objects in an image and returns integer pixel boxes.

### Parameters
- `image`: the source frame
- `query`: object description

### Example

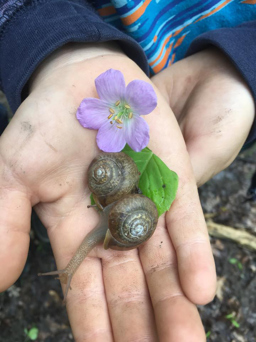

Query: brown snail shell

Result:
[104,194,158,250]
[88,152,140,207]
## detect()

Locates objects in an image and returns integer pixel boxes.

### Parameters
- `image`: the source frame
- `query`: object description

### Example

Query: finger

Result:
[140,216,206,342]
[0,177,31,291]
[166,198,216,305]
[146,95,216,305]
[66,257,113,342]
[40,200,113,342]
[102,249,158,342]
[165,155,216,305]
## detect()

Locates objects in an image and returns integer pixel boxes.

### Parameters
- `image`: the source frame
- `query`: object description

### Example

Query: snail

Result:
[88,152,141,207]
[38,153,158,301]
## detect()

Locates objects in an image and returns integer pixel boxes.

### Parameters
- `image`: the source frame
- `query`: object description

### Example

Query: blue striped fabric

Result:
[94,0,256,74]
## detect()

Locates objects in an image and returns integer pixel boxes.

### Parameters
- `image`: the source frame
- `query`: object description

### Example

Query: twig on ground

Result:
[206,219,256,250]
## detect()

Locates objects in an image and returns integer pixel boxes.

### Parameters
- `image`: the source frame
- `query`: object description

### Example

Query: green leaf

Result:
[229,258,238,265]
[231,320,240,328]
[225,313,240,328]
[122,145,178,216]
[122,145,153,174]
[90,193,95,205]
[225,313,234,319]
[206,331,211,338]
[28,327,39,340]
[237,262,243,270]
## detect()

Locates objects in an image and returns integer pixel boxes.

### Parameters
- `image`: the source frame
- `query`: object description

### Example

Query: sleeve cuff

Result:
[0,0,148,112]
[186,21,256,145]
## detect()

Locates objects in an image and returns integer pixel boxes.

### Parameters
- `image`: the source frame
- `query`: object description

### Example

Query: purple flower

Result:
[76,69,157,152]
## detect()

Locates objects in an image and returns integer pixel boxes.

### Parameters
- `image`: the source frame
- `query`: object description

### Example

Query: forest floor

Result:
[0,100,255,341]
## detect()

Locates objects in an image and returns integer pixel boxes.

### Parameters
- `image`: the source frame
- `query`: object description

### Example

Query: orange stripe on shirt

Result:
[122,0,152,25]
[195,0,232,22]
[242,0,256,3]
[174,34,186,48]
[152,43,173,73]
[173,27,185,36]
[149,33,173,66]
[98,6,117,16]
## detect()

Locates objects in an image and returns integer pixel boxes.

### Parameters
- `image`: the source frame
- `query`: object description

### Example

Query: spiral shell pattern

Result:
[108,194,158,246]
[88,155,121,195]
[88,153,140,207]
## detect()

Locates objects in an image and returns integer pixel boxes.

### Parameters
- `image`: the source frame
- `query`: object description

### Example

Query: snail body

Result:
[39,152,158,301]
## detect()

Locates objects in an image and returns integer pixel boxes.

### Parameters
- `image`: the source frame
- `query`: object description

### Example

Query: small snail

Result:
[88,152,141,207]
[104,193,158,250]
[39,153,158,301]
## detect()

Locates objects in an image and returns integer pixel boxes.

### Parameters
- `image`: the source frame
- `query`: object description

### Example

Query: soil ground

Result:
[0,93,255,341]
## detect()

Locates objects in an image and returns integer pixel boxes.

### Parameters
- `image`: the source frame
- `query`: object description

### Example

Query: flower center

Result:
[107,100,133,129]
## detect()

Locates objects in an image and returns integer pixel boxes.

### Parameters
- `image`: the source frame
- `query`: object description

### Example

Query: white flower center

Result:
[107,100,133,129]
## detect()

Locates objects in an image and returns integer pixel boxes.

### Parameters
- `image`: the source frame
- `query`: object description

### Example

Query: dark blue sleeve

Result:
[0,0,148,112]
[187,20,256,145]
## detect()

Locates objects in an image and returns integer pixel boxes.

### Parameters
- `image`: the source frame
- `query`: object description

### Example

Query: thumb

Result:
[0,182,31,291]
[182,83,254,187]
[186,135,241,187]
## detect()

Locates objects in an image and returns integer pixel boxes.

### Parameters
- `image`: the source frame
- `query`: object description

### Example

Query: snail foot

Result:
[38,269,73,302]
[38,269,67,281]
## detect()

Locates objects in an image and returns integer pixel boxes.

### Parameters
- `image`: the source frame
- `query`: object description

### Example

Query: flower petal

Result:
[96,121,126,152]
[125,115,149,152]
[76,98,109,129]
[95,69,126,103]
[125,80,157,115]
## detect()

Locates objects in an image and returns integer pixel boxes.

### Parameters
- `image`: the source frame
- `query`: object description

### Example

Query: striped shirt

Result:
[94,0,256,74]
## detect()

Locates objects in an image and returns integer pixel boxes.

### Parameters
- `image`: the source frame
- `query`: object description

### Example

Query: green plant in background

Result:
[225,313,240,328]
[229,258,243,270]
[206,331,211,338]
[24,327,39,341]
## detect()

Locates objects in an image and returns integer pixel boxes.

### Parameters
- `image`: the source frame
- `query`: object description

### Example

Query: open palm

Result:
[0,44,216,341]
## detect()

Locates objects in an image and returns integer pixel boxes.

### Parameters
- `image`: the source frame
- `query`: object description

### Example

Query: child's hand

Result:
[152,48,255,186]
[0,43,215,341]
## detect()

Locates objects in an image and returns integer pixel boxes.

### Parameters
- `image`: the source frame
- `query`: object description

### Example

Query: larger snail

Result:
[39,153,158,301]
